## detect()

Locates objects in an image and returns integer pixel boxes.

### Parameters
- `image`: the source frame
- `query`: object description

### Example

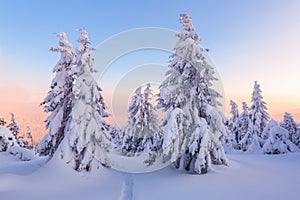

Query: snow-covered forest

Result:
[1,12,299,200]
[227,81,300,154]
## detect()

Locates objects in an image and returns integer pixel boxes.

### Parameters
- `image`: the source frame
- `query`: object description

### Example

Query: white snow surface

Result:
[0,152,299,200]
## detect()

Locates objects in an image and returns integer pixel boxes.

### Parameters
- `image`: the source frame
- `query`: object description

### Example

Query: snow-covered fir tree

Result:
[238,81,270,152]
[17,133,28,149]
[280,112,299,146]
[228,100,239,128]
[221,117,236,153]
[110,125,119,140]
[142,84,162,151]
[122,84,161,155]
[262,123,299,154]
[37,32,74,157]
[158,13,227,174]
[236,102,253,150]
[249,81,270,138]
[110,126,125,149]
[0,117,6,126]
[238,102,263,153]
[227,100,239,148]
[6,113,27,148]
[110,125,123,148]
[7,113,20,140]
[60,29,111,172]
[122,87,143,153]
[26,126,34,150]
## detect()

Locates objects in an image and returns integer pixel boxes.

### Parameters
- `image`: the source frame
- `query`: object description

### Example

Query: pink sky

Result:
[0,85,47,143]
[0,81,299,143]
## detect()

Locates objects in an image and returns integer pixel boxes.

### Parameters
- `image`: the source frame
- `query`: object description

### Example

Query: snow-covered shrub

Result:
[0,126,18,151]
[7,146,36,161]
[262,125,299,154]
[261,119,278,140]
[239,130,262,153]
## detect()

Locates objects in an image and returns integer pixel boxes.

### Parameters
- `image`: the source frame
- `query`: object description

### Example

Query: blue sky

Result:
[0,0,300,130]
[1,1,296,76]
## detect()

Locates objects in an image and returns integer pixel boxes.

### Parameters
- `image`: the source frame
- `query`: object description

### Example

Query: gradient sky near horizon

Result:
[0,0,300,140]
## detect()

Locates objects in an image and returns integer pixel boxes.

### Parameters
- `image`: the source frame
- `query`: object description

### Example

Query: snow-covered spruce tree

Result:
[238,102,263,152]
[262,123,299,154]
[110,125,119,140]
[249,81,270,138]
[0,118,6,126]
[17,133,28,149]
[221,117,236,153]
[7,113,20,140]
[236,102,251,149]
[228,100,239,128]
[122,84,161,155]
[228,100,238,125]
[61,29,111,172]
[142,84,162,152]
[6,113,26,147]
[110,125,123,148]
[26,126,34,150]
[227,100,239,148]
[240,81,270,152]
[280,112,299,146]
[37,32,74,157]
[158,13,227,174]
[122,87,143,153]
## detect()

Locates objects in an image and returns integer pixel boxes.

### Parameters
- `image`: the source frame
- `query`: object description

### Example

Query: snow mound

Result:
[7,146,36,161]
[262,125,300,154]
